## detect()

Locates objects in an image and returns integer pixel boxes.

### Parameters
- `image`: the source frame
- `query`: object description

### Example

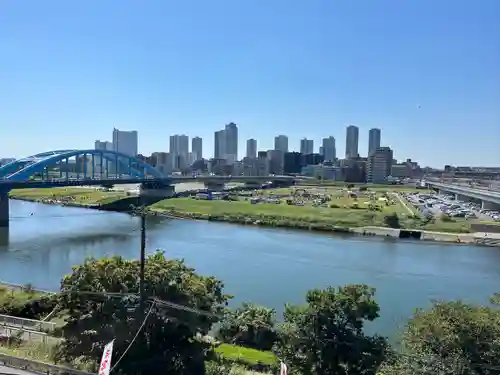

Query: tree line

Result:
[1,251,499,375]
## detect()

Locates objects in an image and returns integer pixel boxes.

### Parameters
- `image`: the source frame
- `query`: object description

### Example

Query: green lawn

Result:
[215,343,277,366]
[151,192,414,228]
[9,188,127,206]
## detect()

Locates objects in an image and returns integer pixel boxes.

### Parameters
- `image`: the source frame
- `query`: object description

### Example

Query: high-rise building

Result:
[192,137,203,161]
[214,130,226,159]
[95,140,113,151]
[366,146,393,183]
[112,128,138,156]
[300,138,314,154]
[266,150,284,175]
[274,135,289,153]
[169,134,189,169]
[246,138,257,158]
[322,136,336,161]
[345,125,359,159]
[368,128,381,156]
[224,122,238,162]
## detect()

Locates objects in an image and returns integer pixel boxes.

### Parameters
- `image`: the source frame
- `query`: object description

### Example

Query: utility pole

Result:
[139,205,146,318]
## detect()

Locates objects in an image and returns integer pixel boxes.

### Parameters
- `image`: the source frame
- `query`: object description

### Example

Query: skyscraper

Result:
[169,134,189,169]
[322,136,336,161]
[274,135,289,153]
[368,128,381,156]
[214,130,226,159]
[300,138,314,154]
[224,122,238,162]
[246,138,257,158]
[112,128,138,156]
[192,137,203,161]
[345,125,359,159]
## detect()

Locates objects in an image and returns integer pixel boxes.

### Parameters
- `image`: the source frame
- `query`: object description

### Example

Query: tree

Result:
[218,302,277,351]
[274,284,390,375]
[55,251,229,375]
[381,298,500,375]
[384,213,400,228]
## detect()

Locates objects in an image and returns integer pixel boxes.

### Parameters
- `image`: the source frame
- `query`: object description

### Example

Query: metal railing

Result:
[0,324,50,344]
[0,315,56,333]
[0,353,93,375]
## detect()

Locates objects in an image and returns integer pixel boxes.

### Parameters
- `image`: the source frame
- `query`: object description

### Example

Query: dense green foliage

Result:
[0,286,57,319]
[54,251,229,375]
[218,303,277,351]
[381,299,500,375]
[274,285,389,375]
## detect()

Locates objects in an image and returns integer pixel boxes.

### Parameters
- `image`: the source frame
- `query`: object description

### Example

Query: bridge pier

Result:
[0,190,9,228]
[139,183,175,204]
[204,182,225,191]
[481,200,500,211]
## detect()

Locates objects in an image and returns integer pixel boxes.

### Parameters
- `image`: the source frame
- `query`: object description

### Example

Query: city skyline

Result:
[1,2,498,167]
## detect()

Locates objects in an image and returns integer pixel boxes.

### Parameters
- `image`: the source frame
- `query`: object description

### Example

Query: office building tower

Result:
[112,128,138,156]
[322,136,336,161]
[214,130,226,159]
[192,137,203,161]
[246,138,257,158]
[367,146,393,183]
[300,138,314,155]
[274,135,289,153]
[266,150,285,175]
[345,125,359,159]
[169,134,189,169]
[368,128,381,156]
[225,122,238,162]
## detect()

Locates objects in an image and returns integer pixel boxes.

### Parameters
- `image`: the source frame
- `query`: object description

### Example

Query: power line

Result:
[109,301,155,374]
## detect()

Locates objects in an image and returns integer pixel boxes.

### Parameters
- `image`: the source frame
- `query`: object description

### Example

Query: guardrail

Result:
[0,353,93,375]
[0,315,55,333]
[0,324,50,344]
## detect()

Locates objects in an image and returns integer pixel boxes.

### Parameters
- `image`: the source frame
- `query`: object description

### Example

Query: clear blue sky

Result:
[1,0,499,167]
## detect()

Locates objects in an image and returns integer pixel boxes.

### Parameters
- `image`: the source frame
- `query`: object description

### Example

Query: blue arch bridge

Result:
[0,149,296,227]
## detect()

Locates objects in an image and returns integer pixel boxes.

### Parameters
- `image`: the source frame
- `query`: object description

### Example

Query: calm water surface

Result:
[1,200,500,339]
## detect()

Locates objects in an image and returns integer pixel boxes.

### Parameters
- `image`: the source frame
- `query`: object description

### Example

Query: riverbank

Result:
[9,188,500,247]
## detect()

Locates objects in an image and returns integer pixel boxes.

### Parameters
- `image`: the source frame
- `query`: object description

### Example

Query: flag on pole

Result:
[280,361,287,375]
[98,340,115,375]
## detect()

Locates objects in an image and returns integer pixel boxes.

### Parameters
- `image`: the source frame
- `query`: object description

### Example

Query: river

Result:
[1,199,500,340]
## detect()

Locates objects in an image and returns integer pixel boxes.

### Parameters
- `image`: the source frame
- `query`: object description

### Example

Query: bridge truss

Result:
[0,149,164,183]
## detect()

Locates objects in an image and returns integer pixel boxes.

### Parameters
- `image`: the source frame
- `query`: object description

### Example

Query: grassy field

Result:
[215,343,277,366]
[151,187,417,229]
[9,187,128,206]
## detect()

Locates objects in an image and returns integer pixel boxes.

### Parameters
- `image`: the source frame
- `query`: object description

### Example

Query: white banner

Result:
[98,340,115,375]
[280,361,287,375]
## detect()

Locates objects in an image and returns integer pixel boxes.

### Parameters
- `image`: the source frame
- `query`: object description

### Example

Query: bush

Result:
[384,213,401,228]
[440,213,454,222]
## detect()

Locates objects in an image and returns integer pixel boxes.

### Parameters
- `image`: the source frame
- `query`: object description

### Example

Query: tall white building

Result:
[112,128,138,156]
[322,136,336,161]
[191,137,203,161]
[345,125,359,159]
[169,134,189,169]
[368,128,381,156]
[300,138,314,154]
[246,138,257,158]
[274,135,288,153]
[224,122,238,162]
[367,146,393,183]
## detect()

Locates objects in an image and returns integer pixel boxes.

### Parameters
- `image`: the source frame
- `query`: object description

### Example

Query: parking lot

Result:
[402,191,500,222]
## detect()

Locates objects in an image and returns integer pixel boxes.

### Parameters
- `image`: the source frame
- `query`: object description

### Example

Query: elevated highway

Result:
[425,180,500,210]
